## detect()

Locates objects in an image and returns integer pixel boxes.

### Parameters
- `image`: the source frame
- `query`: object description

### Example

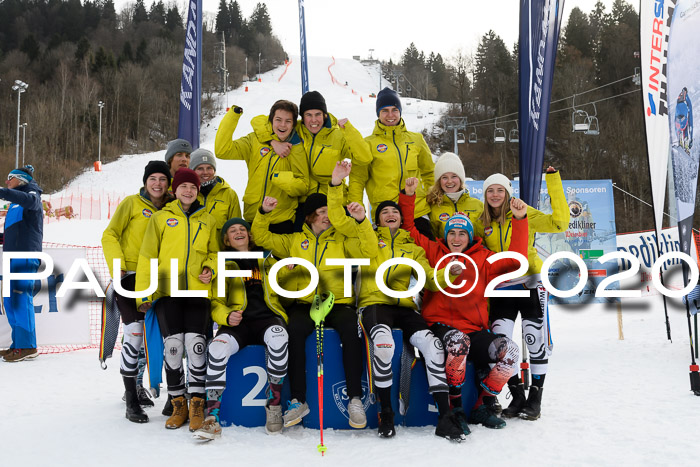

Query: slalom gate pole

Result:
[316,320,327,455]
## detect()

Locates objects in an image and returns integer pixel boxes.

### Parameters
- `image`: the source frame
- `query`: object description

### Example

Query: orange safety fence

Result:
[278,59,293,82]
[42,189,127,223]
[36,242,118,355]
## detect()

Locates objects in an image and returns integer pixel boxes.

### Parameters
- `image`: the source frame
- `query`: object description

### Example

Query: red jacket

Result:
[399,193,529,333]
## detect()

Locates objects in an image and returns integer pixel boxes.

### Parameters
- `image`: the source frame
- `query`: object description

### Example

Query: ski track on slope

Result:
[4,56,697,466]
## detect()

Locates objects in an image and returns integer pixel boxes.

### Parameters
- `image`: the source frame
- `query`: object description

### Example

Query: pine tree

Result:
[216,0,231,39]
[166,5,183,31]
[133,0,148,24]
[149,1,166,26]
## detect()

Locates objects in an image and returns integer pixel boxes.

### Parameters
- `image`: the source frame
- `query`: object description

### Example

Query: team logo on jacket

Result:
[301,239,310,250]
[378,239,386,248]
[142,208,153,218]
[260,147,271,157]
[439,212,450,221]
[376,144,388,153]
[484,226,493,236]
[166,218,179,227]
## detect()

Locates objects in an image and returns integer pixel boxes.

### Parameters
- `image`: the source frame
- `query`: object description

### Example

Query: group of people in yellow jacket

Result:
[102,86,570,443]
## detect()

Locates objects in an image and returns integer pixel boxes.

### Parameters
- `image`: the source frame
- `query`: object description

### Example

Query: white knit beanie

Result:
[434,152,465,184]
[483,173,513,196]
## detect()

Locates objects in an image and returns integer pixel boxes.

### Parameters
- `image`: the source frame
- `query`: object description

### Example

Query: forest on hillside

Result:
[0,0,286,189]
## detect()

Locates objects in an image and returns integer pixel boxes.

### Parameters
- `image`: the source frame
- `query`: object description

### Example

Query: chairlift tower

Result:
[215,32,227,94]
[445,117,468,155]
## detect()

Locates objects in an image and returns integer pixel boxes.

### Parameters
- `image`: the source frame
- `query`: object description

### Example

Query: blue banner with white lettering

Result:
[177,0,202,149]
[466,179,618,304]
[518,0,564,208]
[298,0,310,94]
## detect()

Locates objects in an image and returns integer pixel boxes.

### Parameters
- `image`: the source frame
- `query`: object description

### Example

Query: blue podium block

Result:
[219,329,477,429]
[218,345,291,428]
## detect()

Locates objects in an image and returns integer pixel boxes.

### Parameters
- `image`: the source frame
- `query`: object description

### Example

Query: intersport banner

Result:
[640,0,673,241]
[298,0,310,94]
[667,0,699,287]
[177,0,202,149]
[518,0,564,208]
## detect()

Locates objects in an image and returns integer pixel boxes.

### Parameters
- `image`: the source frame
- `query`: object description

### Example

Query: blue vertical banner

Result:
[298,0,310,94]
[518,0,565,208]
[177,0,202,149]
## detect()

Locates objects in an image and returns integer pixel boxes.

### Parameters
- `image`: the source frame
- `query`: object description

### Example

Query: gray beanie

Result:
[189,148,217,170]
[164,138,193,163]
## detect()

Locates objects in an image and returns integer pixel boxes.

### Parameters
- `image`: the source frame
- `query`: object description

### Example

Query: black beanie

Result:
[375,200,402,225]
[300,90,327,116]
[221,217,251,248]
[376,87,402,117]
[303,193,328,217]
[143,160,172,186]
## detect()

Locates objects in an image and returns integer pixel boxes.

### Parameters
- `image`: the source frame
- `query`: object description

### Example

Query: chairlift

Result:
[509,122,519,143]
[585,103,600,136]
[468,127,477,144]
[428,106,434,115]
[571,94,590,132]
[632,67,641,86]
[417,111,424,119]
[494,125,506,143]
[457,132,466,144]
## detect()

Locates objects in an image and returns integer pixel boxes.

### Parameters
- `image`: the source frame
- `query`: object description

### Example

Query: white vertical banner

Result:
[640,0,674,241]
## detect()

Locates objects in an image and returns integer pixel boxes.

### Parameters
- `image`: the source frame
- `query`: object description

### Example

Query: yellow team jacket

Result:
[357,226,435,310]
[101,189,171,278]
[215,108,309,225]
[251,185,378,306]
[429,192,484,240]
[210,251,288,326]
[474,171,570,277]
[197,176,242,236]
[135,200,219,306]
[349,119,434,218]
[296,113,372,200]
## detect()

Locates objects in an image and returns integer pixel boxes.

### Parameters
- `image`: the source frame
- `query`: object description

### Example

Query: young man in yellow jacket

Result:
[349,87,436,239]
[273,90,371,230]
[215,100,308,233]
[194,217,289,439]
[251,164,378,430]
[136,168,219,432]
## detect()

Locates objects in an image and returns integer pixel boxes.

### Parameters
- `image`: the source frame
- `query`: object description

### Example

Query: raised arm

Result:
[214,106,251,161]
[250,197,293,258]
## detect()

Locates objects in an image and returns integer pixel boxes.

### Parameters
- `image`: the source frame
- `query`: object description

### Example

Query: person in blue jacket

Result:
[0,165,44,362]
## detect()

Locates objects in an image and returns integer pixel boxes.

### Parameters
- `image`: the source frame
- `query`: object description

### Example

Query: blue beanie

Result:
[376,87,402,117]
[444,213,474,244]
[8,165,34,184]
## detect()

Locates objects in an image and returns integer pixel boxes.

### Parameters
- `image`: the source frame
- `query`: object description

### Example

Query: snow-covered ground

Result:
[3,57,698,466]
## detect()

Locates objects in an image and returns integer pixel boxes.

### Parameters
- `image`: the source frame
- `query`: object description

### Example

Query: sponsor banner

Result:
[640,0,673,241]
[518,0,564,208]
[466,179,617,304]
[616,227,699,297]
[0,248,92,347]
[177,0,202,149]
[668,0,700,286]
[298,0,310,94]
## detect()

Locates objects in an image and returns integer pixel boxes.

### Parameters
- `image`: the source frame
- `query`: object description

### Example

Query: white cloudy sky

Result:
[116,0,629,61]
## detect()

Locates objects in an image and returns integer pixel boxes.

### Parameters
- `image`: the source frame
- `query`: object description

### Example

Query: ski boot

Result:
[520,386,543,420]
[502,382,527,418]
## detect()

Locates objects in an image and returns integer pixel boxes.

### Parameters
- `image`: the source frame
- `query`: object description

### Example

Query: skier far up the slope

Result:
[675,87,693,154]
